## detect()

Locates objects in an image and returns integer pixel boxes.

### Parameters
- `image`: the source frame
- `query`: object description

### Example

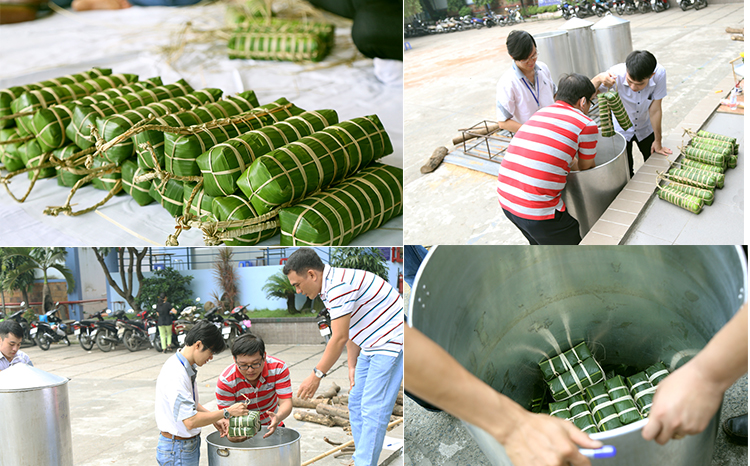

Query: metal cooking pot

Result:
[559,17,600,78]
[592,15,633,72]
[0,364,73,466]
[410,245,747,466]
[533,31,574,85]
[563,132,628,237]
[207,427,301,466]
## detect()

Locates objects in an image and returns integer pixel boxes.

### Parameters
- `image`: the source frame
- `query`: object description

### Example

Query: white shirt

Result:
[603,63,667,141]
[496,61,557,125]
[155,351,200,438]
[0,350,33,371]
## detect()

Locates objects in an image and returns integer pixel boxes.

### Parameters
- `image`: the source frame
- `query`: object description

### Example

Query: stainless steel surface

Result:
[410,245,747,466]
[563,132,628,237]
[559,18,601,78]
[0,364,73,466]
[534,31,574,84]
[207,427,301,466]
[592,15,634,72]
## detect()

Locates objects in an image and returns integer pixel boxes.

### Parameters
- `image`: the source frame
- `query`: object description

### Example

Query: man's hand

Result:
[501,410,602,466]
[348,366,356,390]
[593,71,616,90]
[641,362,724,445]
[227,402,249,417]
[296,373,321,399]
[214,418,229,437]
[651,141,672,156]
[264,412,281,438]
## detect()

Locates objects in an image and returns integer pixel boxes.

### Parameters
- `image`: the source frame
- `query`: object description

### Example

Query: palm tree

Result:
[3,247,75,315]
[262,271,299,314]
[212,248,238,313]
[0,249,36,310]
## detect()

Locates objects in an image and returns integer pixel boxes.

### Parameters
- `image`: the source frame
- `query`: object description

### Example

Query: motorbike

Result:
[594,0,611,15]
[7,305,35,346]
[93,308,128,352]
[505,6,525,24]
[147,306,178,352]
[469,16,485,28]
[175,298,203,348]
[31,304,70,351]
[636,0,651,13]
[72,309,107,351]
[316,308,332,343]
[680,0,707,10]
[559,1,576,19]
[116,309,151,352]
[615,0,638,14]
[650,0,670,11]
[483,12,497,27]
[222,305,252,346]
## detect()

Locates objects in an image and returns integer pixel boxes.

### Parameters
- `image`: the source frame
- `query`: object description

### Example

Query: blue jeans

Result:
[156,434,200,466]
[404,245,428,288]
[349,350,404,466]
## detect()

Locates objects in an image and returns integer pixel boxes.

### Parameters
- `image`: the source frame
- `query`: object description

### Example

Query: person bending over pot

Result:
[0,320,33,371]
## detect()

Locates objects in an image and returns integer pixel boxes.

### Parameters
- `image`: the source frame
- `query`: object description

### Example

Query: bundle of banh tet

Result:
[656,129,739,214]
[539,342,669,434]
[227,16,335,63]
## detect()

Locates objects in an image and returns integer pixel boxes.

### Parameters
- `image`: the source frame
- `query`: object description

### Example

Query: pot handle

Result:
[580,445,616,459]
[218,448,230,457]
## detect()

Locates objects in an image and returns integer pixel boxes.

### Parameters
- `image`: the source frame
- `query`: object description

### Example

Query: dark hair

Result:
[185,321,225,354]
[506,30,536,62]
[232,333,266,359]
[556,74,597,106]
[625,50,657,82]
[159,293,167,303]
[0,320,24,340]
[283,248,324,276]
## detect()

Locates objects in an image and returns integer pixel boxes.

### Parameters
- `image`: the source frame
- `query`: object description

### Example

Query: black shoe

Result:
[723,414,748,446]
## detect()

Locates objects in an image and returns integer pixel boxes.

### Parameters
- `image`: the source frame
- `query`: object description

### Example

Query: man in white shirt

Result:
[155,321,248,466]
[0,320,33,371]
[285,248,403,466]
[592,50,672,177]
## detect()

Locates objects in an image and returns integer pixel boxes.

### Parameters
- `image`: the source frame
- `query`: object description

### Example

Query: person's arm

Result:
[591,71,615,94]
[183,402,248,431]
[296,313,350,399]
[264,397,293,438]
[498,118,522,133]
[648,99,672,156]
[405,325,601,466]
[347,339,361,389]
[643,303,748,445]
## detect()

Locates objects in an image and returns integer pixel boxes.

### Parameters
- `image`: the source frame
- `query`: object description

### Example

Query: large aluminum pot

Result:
[562,132,628,237]
[0,364,73,466]
[410,245,747,466]
[207,427,301,466]
[533,31,574,85]
[559,18,600,78]
[592,15,633,72]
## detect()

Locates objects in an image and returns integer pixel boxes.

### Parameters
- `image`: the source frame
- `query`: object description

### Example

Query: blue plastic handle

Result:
[579,445,617,458]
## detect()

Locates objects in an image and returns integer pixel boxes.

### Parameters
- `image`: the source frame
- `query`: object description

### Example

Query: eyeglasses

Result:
[520,52,538,64]
[236,360,264,371]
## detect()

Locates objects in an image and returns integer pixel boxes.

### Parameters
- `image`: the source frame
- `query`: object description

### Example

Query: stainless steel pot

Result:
[562,132,628,237]
[533,31,574,85]
[0,364,73,466]
[592,15,633,72]
[410,246,747,466]
[207,427,301,466]
[559,17,600,78]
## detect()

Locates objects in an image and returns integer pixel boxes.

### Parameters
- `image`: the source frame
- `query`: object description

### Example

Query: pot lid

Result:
[591,14,630,29]
[559,17,594,30]
[0,363,68,392]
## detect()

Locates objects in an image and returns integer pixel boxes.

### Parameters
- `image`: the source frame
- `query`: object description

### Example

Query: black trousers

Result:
[503,208,582,245]
[625,132,655,178]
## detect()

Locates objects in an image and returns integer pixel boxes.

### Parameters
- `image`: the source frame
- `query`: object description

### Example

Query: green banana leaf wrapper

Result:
[97,88,223,165]
[549,401,569,419]
[149,178,185,217]
[605,375,641,425]
[696,129,737,146]
[0,127,25,172]
[54,144,88,188]
[573,414,598,434]
[67,79,194,149]
[134,90,259,170]
[19,138,55,180]
[727,155,737,169]
[228,30,331,62]
[90,157,122,193]
[32,78,162,152]
[539,342,593,381]
[234,18,335,49]
[278,163,403,246]
[585,381,623,432]
[212,193,279,246]
[627,371,655,416]
[229,411,261,429]
[12,73,136,137]
[241,114,393,215]
[164,98,303,177]
[121,159,154,206]
[598,97,615,138]
[567,394,590,419]
[200,109,338,197]
[602,90,632,131]
[184,181,216,220]
[548,357,604,401]
[0,67,110,129]
[645,361,669,385]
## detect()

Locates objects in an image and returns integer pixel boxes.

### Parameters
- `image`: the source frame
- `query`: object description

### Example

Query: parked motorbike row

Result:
[560,0,705,18]
[405,6,526,37]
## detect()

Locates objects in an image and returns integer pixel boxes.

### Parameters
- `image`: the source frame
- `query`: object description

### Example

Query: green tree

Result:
[262,271,300,314]
[134,267,194,312]
[405,0,423,18]
[447,0,466,15]
[211,248,238,313]
[330,247,389,282]
[0,249,36,308]
[2,248,75,315]
[92,247,148,311]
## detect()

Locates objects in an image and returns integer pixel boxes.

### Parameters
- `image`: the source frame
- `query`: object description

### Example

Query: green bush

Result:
[459,5,473,15]
[134,267,194,312]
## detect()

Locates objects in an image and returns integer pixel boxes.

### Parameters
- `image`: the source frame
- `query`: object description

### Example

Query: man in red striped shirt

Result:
[215,333,293,439]
[497,73,599,245]
[284,248,403,466]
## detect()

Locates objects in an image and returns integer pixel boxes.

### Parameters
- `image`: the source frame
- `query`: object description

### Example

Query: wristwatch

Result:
[223,408,230,419]
[313,367,326,379]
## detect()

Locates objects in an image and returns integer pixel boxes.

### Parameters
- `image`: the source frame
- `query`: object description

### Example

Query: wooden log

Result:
[316,382,340,399]
[332,395,348,405]
[316,404,350,420]
[396,391,403,406]
[293,396,330,409]
[331,415,350,427]
[393,404,403,417]
[294,410,335,427]
[451,122,499,145]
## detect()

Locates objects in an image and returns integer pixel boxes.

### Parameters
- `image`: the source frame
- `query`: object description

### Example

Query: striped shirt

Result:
[497,100,598,220]
[319,264,403,357]
[0,350,33,371]
[215,355,292,426]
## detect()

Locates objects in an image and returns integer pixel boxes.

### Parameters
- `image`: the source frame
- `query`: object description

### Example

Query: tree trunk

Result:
[317,382,341,399]
[42,274,51,314]
[316,404,350,420]
[293,410,335,427]
[292,397,330,409]
[93,248,147,311]
[286,295,297,314]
